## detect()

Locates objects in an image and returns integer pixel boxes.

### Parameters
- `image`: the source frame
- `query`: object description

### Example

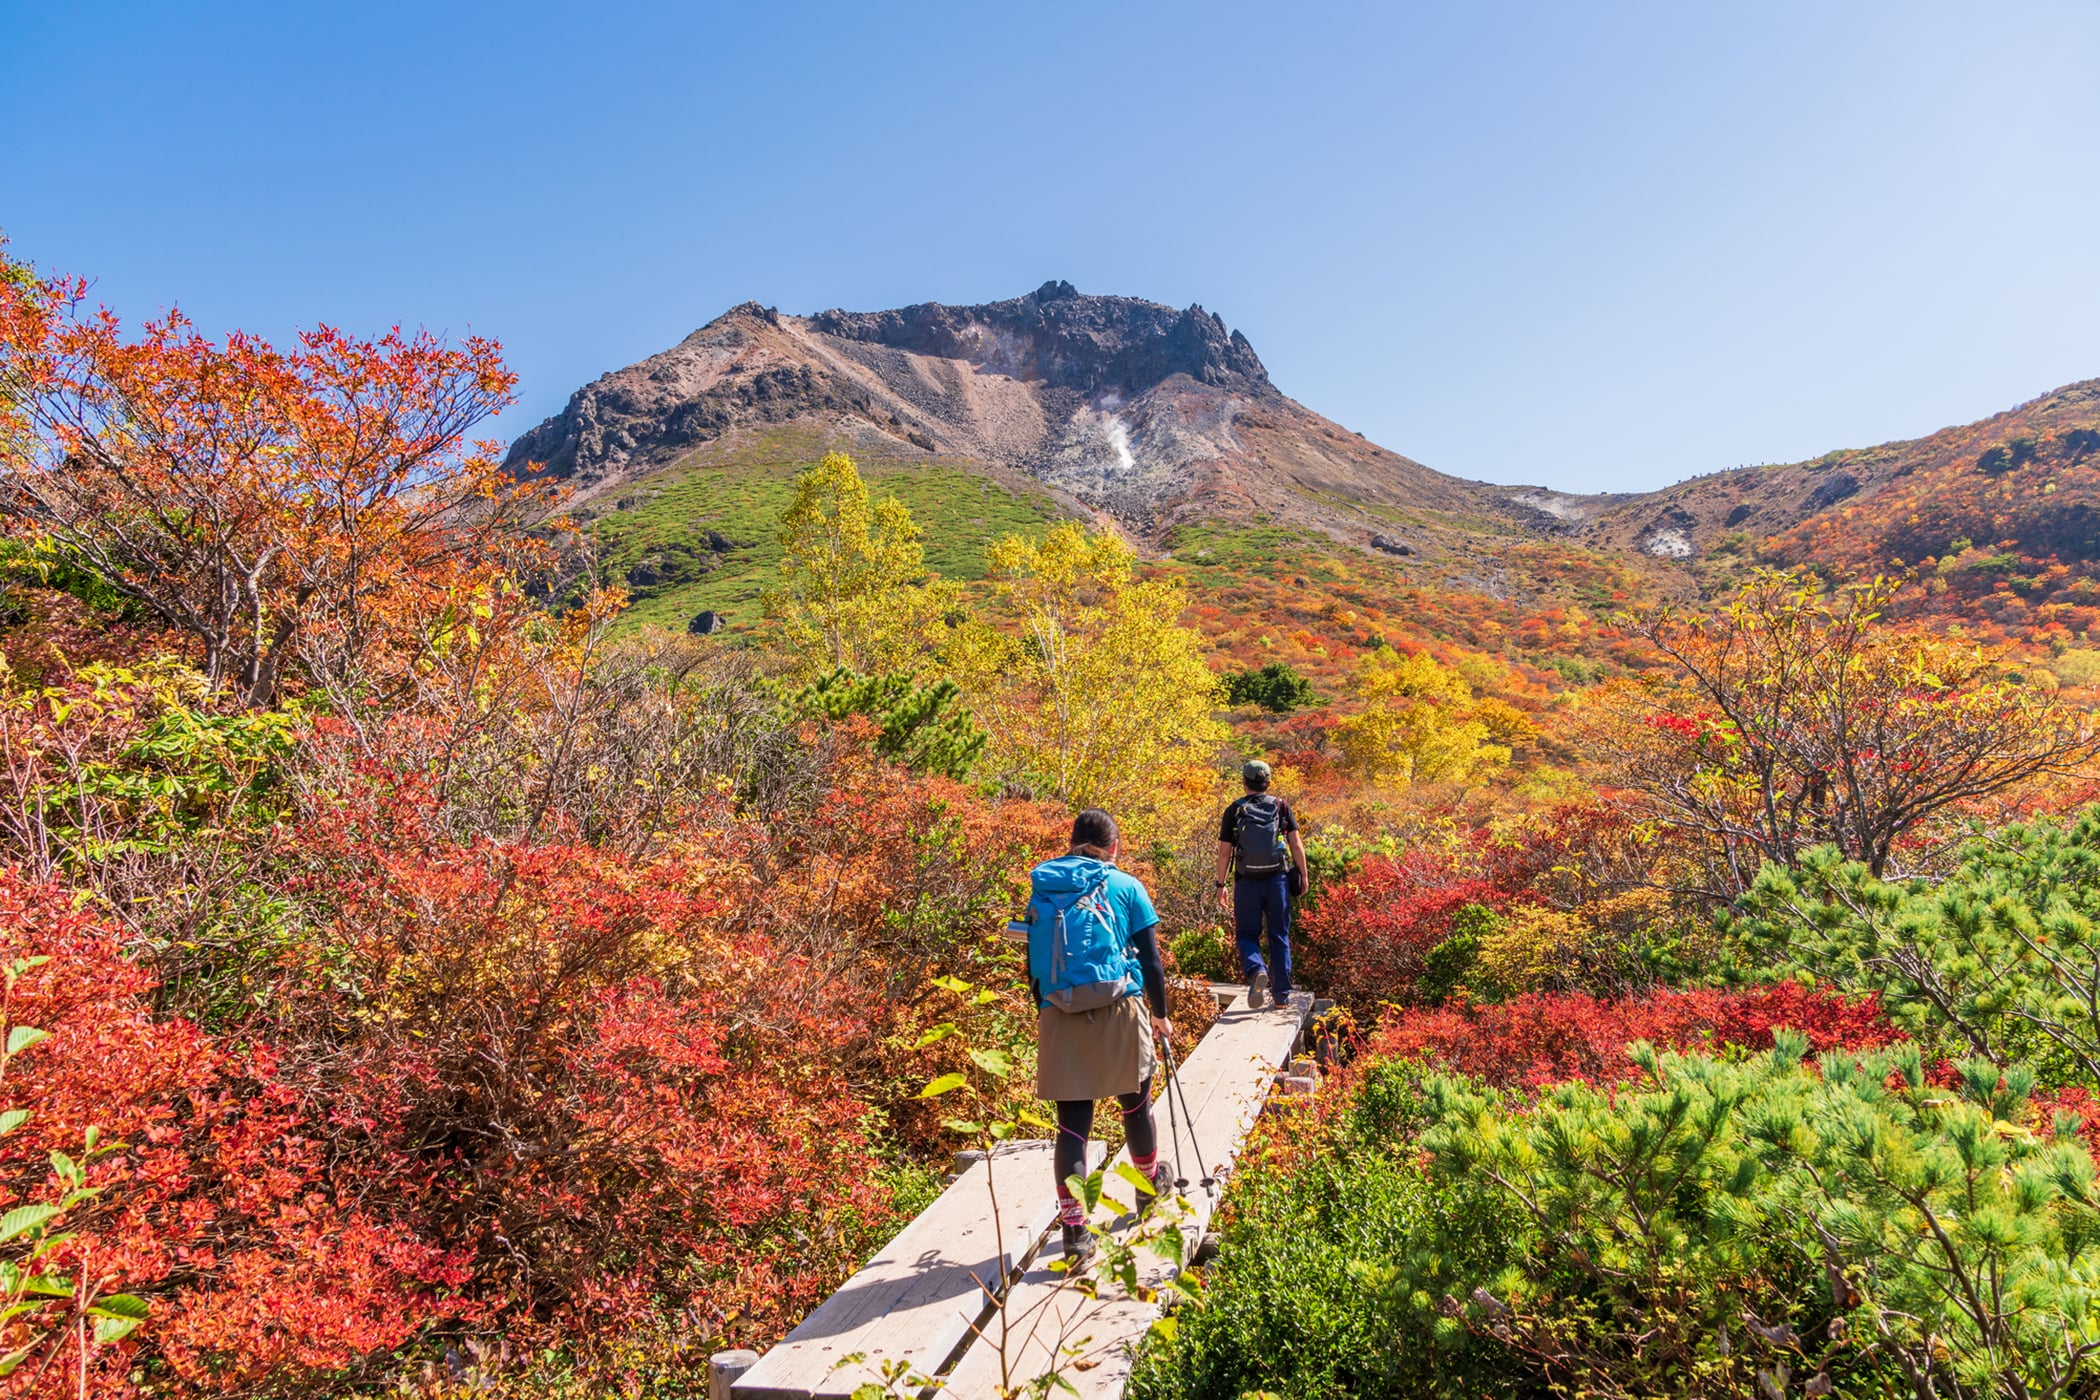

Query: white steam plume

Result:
[1101,415,1136,474]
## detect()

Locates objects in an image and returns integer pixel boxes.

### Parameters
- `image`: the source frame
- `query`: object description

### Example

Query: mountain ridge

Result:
[504,285,2100,618]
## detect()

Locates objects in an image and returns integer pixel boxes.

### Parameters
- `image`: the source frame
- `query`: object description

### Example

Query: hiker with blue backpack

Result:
[1214,759,1308,1009]
[1010,807,1174,1265]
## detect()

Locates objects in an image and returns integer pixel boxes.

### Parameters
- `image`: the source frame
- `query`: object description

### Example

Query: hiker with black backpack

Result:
[1214,759,1307,1009]
[1008,808,1174,1266]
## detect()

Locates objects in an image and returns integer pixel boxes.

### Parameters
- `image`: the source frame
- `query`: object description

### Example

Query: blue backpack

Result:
[1008,855,1141,1013]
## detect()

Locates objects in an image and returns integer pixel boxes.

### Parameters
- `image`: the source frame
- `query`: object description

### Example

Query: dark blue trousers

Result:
[1232,874,1293,998]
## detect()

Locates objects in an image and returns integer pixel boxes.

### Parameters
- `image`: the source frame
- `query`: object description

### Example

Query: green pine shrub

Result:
[1222,662,1318,714]
[781,667,988,780]
[1423,1034,2100,1398]
[1726,811,2100,1088]
[1148,1017,2100,1399]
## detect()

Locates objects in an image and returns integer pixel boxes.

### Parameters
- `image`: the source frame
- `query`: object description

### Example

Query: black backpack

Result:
[1233,794,1289,876]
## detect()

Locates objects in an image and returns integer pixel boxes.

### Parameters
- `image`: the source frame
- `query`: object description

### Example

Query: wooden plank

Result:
[939,993,1313,1399]
[734,1139,1100,1400]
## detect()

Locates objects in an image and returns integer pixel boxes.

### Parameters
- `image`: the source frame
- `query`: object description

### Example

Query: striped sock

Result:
[1057,1189,1086,1227]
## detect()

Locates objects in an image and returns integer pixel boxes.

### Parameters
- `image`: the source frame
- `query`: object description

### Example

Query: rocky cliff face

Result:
[807,280,1270,397]
[504,282,1498,546]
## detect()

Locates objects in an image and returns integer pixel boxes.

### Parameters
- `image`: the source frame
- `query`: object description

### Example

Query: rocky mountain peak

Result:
[502,283,1467,542]
[805,283,1271,399]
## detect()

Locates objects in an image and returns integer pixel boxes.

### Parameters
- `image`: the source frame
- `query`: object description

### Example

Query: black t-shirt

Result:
[1220,794,1298,876]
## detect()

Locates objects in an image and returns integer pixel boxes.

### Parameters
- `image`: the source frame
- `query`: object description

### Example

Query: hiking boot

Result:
[1246,971,1269,1010]
[1060,1222,1094,1268]
[1138,1159,1176,1216]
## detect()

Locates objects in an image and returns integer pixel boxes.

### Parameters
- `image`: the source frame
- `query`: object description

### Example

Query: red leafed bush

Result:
[267,767,899,1349]
[2032,1086,2100,1163]
[1367,983,1899,1089]
[1295,836,1547,1007]
[0,725,1056,1394]
[0,872,471,1399]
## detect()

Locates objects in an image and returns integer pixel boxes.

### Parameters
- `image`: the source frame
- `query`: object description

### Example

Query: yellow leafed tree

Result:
[943,522,1224,831]
[1333,647,1511,786]
[762,452,956,675]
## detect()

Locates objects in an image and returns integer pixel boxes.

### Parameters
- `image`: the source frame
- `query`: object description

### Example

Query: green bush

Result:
[1418,902,1501,1005]
[1967,551,2022,574]
[1223,662,1317,714]
[781,667,988,779]
[1145,998,2100,1400]
[1167,924,1233,983]
[1129,1075,1526,1400]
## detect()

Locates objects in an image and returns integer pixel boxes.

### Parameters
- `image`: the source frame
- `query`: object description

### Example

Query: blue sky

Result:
[5,1,2097,493]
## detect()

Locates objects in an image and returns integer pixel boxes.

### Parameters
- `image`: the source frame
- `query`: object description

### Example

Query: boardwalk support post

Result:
[710,1350,760,1400]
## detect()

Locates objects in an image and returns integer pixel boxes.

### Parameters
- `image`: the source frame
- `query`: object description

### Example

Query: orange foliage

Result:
[0,259,556,707]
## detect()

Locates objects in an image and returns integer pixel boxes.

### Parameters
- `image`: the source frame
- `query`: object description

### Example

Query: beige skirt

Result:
[1036,994,1157,1102]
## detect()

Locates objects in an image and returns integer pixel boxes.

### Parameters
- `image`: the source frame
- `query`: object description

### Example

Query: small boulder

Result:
[1370,534,1414,556]
[687,610,726,636]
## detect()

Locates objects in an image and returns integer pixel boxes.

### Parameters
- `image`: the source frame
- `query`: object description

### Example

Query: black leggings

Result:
[1054,1076,1157,1195]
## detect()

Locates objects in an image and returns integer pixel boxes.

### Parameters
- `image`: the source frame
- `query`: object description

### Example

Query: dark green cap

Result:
[1241,759,1272,786]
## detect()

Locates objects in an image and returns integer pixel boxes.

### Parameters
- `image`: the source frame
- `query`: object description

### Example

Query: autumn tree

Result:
[1605,568,2100,891]
[762,452,956,675]
[0,257,551,707]
[1332,647,1513,787]
[943,522,1223,828]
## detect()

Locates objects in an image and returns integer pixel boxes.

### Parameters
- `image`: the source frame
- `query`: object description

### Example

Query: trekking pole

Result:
[1156,1029,1217,1197]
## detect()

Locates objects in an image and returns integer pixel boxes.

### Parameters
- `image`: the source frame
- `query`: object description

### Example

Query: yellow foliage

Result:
[1474,903,1594,994]
[941,522,1224,836]
[1583,885,1676,934]
[2051,648,2100,688]
[1333,648,1512,787]
[1472,696,1539,747]
[1355,648,1472,705]
[762,452,957,675]
[1450,649,1517,696]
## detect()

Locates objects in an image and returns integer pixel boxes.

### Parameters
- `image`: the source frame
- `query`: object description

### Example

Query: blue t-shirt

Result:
[1097,865,1160,939]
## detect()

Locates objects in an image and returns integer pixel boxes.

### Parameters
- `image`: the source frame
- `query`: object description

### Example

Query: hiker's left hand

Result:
[1153,1015,1174,1046]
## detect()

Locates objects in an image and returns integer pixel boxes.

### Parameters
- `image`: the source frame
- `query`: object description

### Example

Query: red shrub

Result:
[1367,983,1899,1089]
[0,872,470,1399]
[1296,834,1549,1007]
[2032,1086,2100,1163]
[0,728,1063,1395]
[268,768,900,1349]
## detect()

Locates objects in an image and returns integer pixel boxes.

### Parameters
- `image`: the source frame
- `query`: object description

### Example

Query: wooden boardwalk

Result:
[729,988,1314,1400]
[941,991,1314,1399]
[732,1139,1104,1400]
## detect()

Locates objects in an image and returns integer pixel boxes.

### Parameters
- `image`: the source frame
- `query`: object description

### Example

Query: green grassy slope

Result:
[581,427,1067,634]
